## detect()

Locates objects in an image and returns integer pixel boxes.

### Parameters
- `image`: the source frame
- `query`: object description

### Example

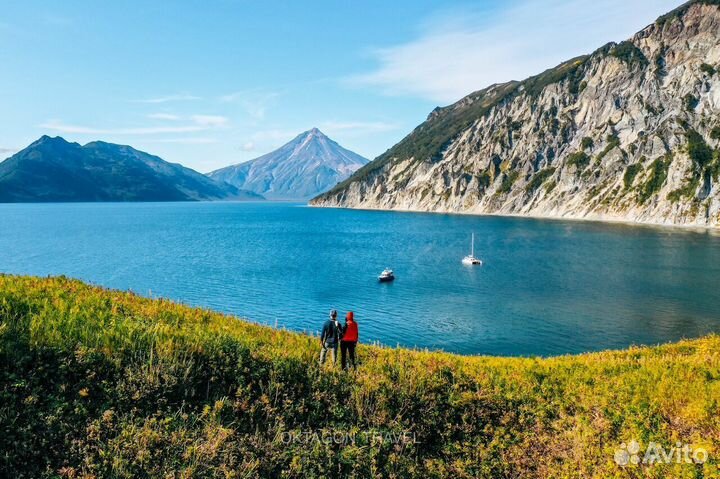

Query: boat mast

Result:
[471,233,474,257]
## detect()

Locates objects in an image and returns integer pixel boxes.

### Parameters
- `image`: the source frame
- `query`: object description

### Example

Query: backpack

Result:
[325,320,340,345]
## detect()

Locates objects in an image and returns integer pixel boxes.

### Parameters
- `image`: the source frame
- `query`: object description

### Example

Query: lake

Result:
[1,201,719,356]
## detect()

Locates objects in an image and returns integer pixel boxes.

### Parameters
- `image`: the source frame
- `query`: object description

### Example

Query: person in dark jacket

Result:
[340,311,359,370]
[319,309,341,366]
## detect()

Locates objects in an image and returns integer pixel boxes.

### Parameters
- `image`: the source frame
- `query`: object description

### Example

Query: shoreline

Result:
[4,200,716,233]
[308,203,720,234]
[3,272,713,361]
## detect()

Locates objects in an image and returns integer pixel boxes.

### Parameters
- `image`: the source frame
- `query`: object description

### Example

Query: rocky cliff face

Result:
[312,1,720,227]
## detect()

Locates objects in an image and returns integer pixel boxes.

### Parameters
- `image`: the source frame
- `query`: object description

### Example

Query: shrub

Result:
[667,176,700,202]
[524,56,588,97]
[686,129,713,167]
[700,63,716,76]
[596,134,621,163]
[498,170,519,193]
[525,167,556,193]
[654,49,667,78]
[566,151,590,169]
[623,163,643,189]
[608,41,649,68]
[581,137,594,150]
[710,126,720,140]
[508,120,523,131]
[684,93,699,111]
[549,118,560,135]
[708,150,720,181]
[638,156,671,204]
[477,171,492,189]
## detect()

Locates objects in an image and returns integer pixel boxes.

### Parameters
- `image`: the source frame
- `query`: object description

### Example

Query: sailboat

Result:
[462,233,483,266]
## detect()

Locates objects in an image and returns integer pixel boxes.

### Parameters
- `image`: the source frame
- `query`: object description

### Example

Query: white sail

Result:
[462,232,482,266]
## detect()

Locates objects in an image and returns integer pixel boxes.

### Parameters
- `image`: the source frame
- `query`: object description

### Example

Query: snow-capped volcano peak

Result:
[208,129,369,200]
[293,128,325,151]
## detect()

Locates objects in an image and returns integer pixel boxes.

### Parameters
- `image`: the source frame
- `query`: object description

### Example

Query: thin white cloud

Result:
[40,115,230,135]
[233,129,304,155]
[242,121,400,149]
[219,89,283,119]
[40,120,207,135]
[191,115,229,127]
[147,113,229,127]
[0,147,16,155]
[219,91,247,102]
[142,137,219,144]
[320,121,400,135]
[248,129,301,143]
[352,0,680,103]
[235,122,397,158]
[147,113,181,121]
[132,94,201,104]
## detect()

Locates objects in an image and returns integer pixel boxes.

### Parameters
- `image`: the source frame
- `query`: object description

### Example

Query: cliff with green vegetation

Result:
[1,275,718,478]
[312,1,720,227]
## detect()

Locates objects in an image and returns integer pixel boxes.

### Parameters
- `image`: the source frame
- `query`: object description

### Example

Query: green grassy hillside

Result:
[1,275,718,478]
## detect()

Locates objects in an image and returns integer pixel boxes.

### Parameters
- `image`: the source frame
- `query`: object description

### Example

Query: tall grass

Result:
[1,275,718,478]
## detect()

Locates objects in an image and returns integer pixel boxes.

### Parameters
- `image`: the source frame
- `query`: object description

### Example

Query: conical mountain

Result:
[208,128,368,200]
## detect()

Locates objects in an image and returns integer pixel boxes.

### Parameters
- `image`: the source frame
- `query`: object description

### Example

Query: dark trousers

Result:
[340,341,357,370]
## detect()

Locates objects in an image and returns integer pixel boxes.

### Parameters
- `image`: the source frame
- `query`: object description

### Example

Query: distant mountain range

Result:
[208,128,368,200]
[0,136,263,202]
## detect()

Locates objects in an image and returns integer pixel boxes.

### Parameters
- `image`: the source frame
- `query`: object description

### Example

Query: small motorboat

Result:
[462,233,483,266]
[378,268,395,282]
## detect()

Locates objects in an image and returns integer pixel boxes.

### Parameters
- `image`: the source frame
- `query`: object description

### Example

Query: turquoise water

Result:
[1,201,719,356]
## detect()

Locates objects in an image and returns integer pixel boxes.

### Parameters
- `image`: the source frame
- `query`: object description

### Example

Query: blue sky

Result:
[0,0,680,172]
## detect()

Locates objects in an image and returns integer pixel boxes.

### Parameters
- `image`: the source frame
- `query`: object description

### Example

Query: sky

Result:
[0,0,681,172]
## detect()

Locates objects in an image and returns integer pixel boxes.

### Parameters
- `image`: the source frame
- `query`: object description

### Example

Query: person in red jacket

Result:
[340,311,359,371]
